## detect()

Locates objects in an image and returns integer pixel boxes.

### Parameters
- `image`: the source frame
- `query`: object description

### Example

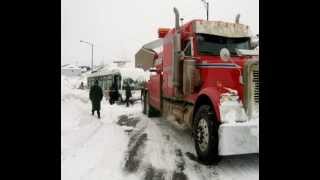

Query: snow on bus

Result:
[87,66,149,103]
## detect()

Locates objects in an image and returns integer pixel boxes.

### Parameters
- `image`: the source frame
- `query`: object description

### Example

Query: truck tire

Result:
[193,105,220,164]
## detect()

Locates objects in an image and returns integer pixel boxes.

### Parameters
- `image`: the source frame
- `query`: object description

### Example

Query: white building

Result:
[61,64,82,76]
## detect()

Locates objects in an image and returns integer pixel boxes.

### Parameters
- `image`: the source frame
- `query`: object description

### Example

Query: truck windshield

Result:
[196,33,250,56]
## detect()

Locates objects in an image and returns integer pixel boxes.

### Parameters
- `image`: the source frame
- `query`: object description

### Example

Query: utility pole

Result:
[201,0,209,21]
[80,40,94,73]
[91,44,93,71]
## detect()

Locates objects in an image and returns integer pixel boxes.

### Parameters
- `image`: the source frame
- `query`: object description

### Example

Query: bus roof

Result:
[87,65,149,81]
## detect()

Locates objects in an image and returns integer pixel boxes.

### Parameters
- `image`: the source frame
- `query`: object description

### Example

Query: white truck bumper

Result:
[218,121,259,156]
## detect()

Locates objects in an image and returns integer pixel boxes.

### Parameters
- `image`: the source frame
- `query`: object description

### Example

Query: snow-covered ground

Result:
[61,75,259,180]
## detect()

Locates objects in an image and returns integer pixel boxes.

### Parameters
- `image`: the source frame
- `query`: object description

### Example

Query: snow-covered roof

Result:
[62,64,81,70]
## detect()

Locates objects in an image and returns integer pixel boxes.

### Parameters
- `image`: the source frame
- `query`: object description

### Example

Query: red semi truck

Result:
[135,8,259,164]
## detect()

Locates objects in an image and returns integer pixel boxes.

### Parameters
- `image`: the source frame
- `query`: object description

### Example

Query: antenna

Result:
[201,0,209,20]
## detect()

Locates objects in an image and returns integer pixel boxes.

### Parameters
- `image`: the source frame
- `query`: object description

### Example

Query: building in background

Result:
[61,64,82,76]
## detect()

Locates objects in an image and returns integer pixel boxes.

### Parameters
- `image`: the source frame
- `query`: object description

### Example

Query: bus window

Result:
[106,75,112,90]
[99,79,103,87]
[103,76,107,90]
[123,78,134,90]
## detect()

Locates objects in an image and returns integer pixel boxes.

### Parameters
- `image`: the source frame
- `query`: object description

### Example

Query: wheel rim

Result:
[197,118,209,152]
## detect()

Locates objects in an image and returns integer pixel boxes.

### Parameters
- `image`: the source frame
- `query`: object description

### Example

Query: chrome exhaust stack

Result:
[173,7,182,90]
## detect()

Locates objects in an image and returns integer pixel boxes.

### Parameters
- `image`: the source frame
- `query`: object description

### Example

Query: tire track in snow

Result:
[143,165,166,180]
[172,149,188,180]
[117,114,149,173]
[124,133,148,172]
[141,149,188,180]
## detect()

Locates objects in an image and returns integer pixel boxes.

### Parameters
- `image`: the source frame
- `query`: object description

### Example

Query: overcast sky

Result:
[61,0,259,66]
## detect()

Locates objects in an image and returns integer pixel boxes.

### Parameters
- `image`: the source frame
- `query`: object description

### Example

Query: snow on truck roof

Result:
[193,20,251,38]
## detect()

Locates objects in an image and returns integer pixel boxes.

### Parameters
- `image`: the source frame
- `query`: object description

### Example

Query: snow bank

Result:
[62,75,143,180]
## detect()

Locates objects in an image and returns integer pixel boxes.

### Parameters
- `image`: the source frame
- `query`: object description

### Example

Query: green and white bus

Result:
[87,67,148,103]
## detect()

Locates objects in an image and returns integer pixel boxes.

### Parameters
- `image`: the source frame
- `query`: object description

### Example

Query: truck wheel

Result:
[193,105,220,164]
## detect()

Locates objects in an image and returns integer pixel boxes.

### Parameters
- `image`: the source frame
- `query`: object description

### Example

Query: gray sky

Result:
[62,0,259,66]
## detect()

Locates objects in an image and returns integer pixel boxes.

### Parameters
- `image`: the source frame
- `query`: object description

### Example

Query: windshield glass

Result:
[196,33,250,56]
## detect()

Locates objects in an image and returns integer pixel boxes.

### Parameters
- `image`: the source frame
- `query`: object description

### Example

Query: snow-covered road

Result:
[61,76,258,180]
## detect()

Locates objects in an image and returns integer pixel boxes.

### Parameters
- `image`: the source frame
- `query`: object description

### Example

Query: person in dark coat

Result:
[125,82,132,107]
[109,82,119,105]
[79,82,84,89]
[90,80,103,118]
[109,83,115,105]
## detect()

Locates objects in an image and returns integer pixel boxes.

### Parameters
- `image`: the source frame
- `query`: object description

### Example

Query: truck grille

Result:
[252,70,259,104]
[243,60,259,119]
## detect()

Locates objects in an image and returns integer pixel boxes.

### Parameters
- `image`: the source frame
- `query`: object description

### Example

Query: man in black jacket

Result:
[109,82,119,105]
[90,80,103,118]
[125,82,132,107]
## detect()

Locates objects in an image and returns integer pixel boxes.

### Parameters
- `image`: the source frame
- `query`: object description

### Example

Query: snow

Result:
[62,75,258,180]
[220,92,248,123]
[62,75,142,180]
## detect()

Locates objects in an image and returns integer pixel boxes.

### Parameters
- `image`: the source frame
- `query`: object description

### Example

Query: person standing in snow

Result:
[109,81,119,105]
[79,82,84,89]
[108,84,114,105]
[90,80,103,119]
[125,82,132,107]
[140,81,146,100]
